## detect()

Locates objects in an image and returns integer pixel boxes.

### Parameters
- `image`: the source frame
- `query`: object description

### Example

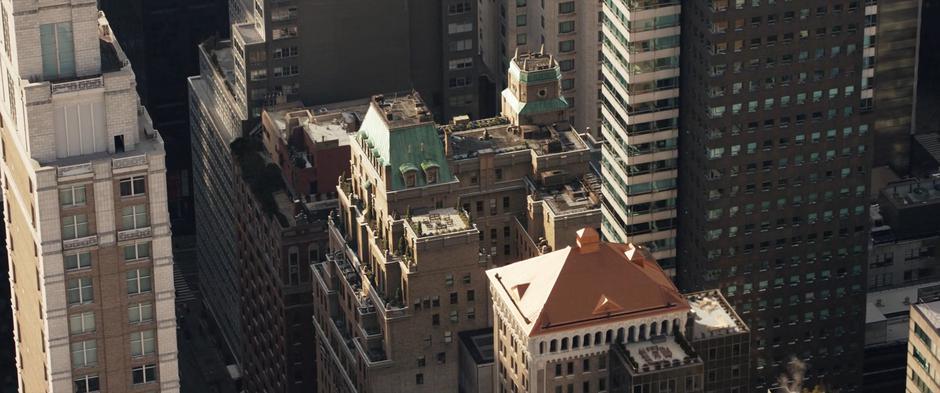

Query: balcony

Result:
[56,162,93,178]
[63,235,98,250]
[51,75,104,95]
[117,227,151,242]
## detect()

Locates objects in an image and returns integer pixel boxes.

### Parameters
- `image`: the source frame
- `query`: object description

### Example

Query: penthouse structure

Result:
[0,4,177,393]
[486,229,749,393]
[480,0,601,132]
[310,51,599,392]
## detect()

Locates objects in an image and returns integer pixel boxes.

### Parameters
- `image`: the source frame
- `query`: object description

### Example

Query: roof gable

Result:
[488,228,689,336]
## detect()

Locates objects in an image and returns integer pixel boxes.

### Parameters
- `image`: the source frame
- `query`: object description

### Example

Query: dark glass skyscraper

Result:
[676,1,870,391]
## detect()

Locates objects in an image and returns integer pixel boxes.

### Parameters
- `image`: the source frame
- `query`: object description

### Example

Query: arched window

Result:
[539,341,545,354]
[605,330,612,344]
[650,323,658,337]
[561,338,568,351]
[661,320,669,336]
[639,324,647,340]
[572,335,580,348]
[673,318,681,335]
[594,332,602,345]
[628,326,636,342]
[550,339,557,352]
[583,334,591,347]
[616,328,624,343]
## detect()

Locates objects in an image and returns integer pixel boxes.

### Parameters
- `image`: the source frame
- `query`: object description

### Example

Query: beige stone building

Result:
[0,2,177,392]
[907,300,940,393]
[486,228,750,393]
[310,51,601,393]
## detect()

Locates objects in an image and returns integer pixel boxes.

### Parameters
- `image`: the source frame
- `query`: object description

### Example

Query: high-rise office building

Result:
[189,0,494,366]
[96,0,228,236]
[311,52,598,393]
[480,0,602,133]
[486,228,750,393]
[675,1,871,390]
[0,3,178,393]
[231,100,368,393]
[227,0,490,122]
[862,0,923,173]
[599,0,682,273]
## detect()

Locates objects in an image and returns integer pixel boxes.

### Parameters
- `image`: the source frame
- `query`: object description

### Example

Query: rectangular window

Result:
[70,339,97,368]
[62,214,88,240]
[69,311,95,335]
[67,277,93,305]
[128,302,154,324]
[59,185,86,207]
[132,364,157,384]
[448,57,473,70]
[124,242,152,261]
[40,22,75,80]
[121,205,149,230]
[73,375,99,393]
[64,252,91,271]
[127,268,152,295]
[120,176,146,197]
[130,330,155,357]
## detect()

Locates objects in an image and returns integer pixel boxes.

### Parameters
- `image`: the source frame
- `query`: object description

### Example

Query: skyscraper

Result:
[676,1,870,390]
[599,0,682,273]
[0,3,178,393]
[96,0,229,236]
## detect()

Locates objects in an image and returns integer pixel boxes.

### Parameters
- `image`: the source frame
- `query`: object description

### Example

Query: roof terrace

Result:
[265,100,369,145]
[372,92,434,129]
[880,178,940,208]
[618,335,701,375]
[447,121,587,159]
[533,172,602,214]
[407,207,471,237]
[686,290,748,340]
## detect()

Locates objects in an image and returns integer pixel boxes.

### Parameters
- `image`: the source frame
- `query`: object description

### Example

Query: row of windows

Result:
[73,364,157,392]
[710,0,861,15]
[61,204,149,240]
[705,234,866,265]
[60,176,146,208]
[68,303,153,336]
[71,333,154,368]
[66,267,153,305]
[710,24,858,52]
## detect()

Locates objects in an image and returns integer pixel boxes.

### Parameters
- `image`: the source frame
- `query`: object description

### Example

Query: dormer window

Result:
[421,161,440,184]
[404,170,417,187]
[400,163,419,188]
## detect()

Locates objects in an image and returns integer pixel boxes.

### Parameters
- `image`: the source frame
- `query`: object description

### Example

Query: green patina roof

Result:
[420,161,440,171]
[508,60,561,83]
[359,108,454,191]
[502,89,569,116]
